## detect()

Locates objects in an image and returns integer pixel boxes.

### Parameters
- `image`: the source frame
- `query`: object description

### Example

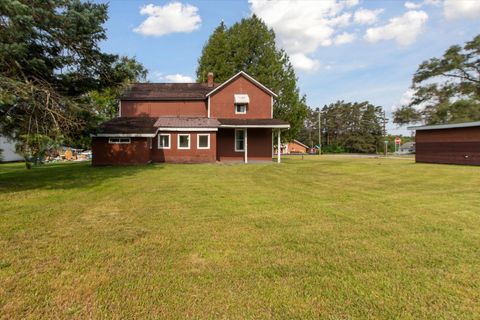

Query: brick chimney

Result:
[207,72,214,87]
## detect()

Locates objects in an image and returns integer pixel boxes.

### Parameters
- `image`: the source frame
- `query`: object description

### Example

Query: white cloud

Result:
[152,72,194,83]
[354,8,384,25]
[364,10,428,46]
[290,54,320,71]
[249,0,369,71]
[334,32,356,45]
[443,0,480,20]
[405,1,422,10]
[134,2,201,36]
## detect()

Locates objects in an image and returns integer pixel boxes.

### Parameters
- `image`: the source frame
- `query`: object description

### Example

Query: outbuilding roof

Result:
[121,83,217,101]
[408,121,480,131]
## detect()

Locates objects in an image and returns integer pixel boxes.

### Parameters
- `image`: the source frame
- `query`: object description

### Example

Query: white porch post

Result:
[277,129,281,163]
[244,128,248,164]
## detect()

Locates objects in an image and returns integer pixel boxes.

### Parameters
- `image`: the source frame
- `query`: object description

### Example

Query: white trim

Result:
[244,128,248,163]
[207,96,211,118]
[197,133,210,149]
[93,133,155,137]
[271,96,273,118]
[235,103,247,114]
[408,121,480,131]
[277,129,281,163]
[177,133,191,149]
[205,71,278,98]
[108,137,131,144]
[234,129,246,152]
[157,133,171,149]
[156,127,218,132]
[220,124,290,129]
[119,101,122,117]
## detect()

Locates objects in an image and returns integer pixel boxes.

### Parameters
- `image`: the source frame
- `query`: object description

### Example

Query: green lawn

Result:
[1,156,479,319]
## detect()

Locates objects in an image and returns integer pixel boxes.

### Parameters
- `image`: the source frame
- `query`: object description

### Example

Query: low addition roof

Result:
[218,118,290,128]
[121,83,217,101]
[93,117,290,137]
[94,117,158,137]
[154,117,220,130]
[407,121,480,131]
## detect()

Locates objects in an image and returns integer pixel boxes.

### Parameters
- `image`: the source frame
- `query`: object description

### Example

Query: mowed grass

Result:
[1,156,479,319]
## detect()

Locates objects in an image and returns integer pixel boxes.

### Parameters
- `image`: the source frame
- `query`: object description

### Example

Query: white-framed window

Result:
[235,129,245,152]
[158,134,170,149]
[109,137,131,144]
[197,134,210,149]
[178,134,190,149]
[235,103,247,114]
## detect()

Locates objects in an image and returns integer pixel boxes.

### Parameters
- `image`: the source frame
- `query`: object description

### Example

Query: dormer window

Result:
[234,94,249,114]
[235,103,247,114]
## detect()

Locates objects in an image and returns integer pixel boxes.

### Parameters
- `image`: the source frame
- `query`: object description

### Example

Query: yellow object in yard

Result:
[64,149,73,160]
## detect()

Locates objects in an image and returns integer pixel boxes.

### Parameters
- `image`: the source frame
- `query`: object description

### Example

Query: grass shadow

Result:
[0,161,163,193]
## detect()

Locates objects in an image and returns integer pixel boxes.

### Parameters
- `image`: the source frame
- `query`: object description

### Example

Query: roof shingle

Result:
[121,83,217,101]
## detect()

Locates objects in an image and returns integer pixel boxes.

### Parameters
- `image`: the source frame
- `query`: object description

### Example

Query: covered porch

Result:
[216,119,290,163]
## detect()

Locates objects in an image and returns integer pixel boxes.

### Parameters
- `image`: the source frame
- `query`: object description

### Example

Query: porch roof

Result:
[218,118,290,129]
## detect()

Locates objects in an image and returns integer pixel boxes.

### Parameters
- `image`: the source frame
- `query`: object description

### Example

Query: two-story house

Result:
[91,71,290,165]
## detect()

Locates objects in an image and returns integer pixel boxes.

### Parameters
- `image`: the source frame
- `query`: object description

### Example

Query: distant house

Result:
[91,71,290,165]
[398,141,415,154]
[408,121,480,165]
[0,135,22,162]
[274,139,309,154]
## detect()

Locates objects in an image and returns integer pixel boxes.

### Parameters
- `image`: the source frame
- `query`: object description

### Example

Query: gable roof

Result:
[205,71,278,98]
[121,83,217,101]
[292,139,309,148]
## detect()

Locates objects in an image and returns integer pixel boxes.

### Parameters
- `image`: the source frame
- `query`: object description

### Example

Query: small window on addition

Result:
[158,134,170,149]
[178,134,190,149]
[197,134,210,149]
[235,103,247,114]
[109,138,131,144]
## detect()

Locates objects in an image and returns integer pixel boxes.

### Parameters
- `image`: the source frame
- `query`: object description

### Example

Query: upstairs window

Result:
[109,138,131,144]
[235,103,247,114]
[234,94,249,114]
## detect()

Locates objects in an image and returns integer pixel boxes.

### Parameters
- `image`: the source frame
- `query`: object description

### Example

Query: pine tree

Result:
[196,15,308,141]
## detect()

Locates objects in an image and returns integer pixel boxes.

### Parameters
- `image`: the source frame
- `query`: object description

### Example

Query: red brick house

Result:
[91,71,290,165]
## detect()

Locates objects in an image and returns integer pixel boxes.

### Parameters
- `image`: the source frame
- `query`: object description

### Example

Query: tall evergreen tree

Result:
[315,101,384,153]
[0,0,146,165]
[196,15,308,141]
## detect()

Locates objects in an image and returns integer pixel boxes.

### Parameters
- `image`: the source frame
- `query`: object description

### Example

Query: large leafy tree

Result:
[196,15,308,141]
[0,0,146,164]
[312,101,384,154]
[394,34,480,125]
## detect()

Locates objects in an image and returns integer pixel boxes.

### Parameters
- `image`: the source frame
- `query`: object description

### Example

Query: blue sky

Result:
[96,0,480,135]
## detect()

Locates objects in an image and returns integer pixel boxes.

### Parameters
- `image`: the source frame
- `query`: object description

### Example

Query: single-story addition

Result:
[408,121,480,165]
[91,71,290,165]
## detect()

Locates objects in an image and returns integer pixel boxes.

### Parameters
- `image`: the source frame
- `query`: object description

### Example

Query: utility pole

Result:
[317,107,321,155]
[383,110,389,157]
